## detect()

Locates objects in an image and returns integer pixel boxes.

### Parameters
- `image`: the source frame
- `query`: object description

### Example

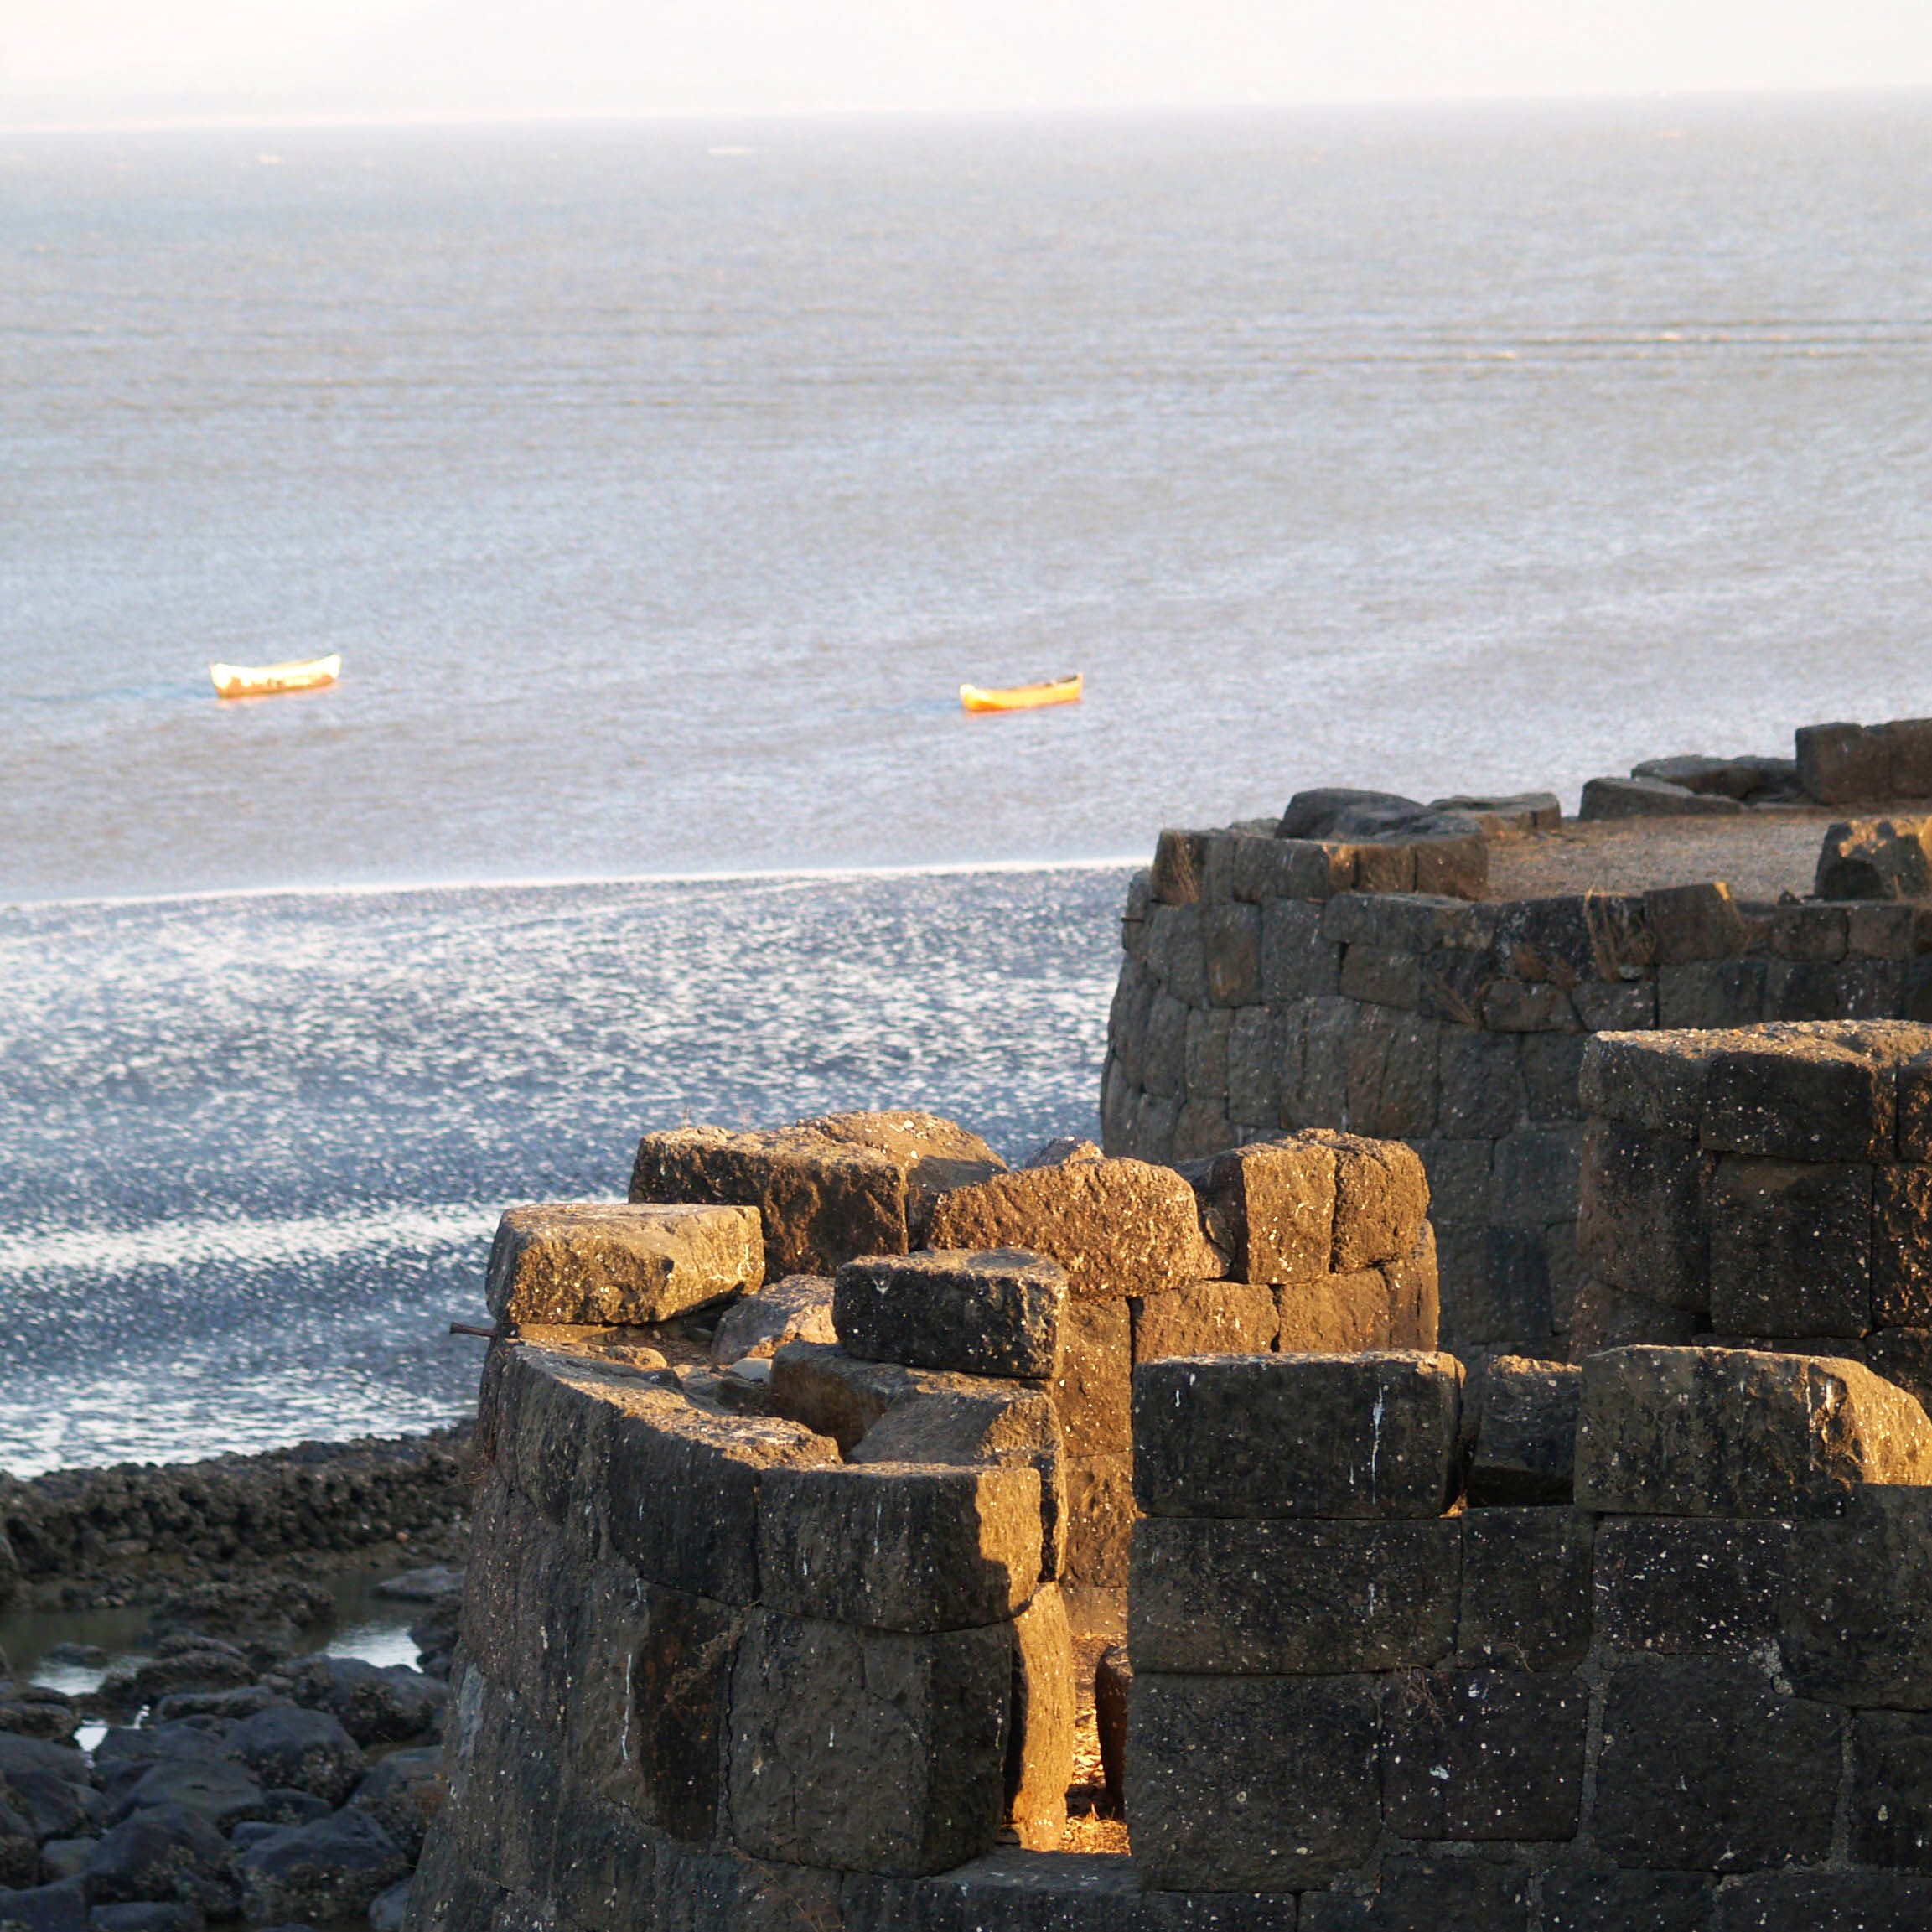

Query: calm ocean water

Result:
[5,98,1932,1467]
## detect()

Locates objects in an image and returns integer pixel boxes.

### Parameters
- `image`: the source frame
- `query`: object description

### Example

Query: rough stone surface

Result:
[924,1159,1224,1301]
[1052,1298,1132,1455]
[1468,1355,1581,1505]
[1133,1352,1463,1520]
[1580,775,1743,819]
[1779,1488,1932,1708]
[1573,1345,1932,1516]
[1706,1157,1872,1339]
[349,1746,447,1862]
[1129,1516,1458,1674]
[1306,1133,1429,1270]
[1577,1121,1712,1310]
[225,1707,367,1807]
[1817,815,1932,900]
[709,1274,837,1364]
[1187,1139,1336,1285]
[1273,1269,1400,1353]
[81,1805,235,1917]
[235,1809,408,1927]
[1130,1284,1277,1364]
[1593,1516,1792,1655]
[1004,1585,1075,1852]
[832,1250,1067,1381]
[1456,1508,1594,1670]
[484,1202,764,1325]
[269,1653,444,1747]
[1062,1456,1135,1589]
[1302,1857,1533,1931]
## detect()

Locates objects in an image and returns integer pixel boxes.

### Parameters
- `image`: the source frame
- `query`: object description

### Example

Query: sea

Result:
[5,96,1932,1471]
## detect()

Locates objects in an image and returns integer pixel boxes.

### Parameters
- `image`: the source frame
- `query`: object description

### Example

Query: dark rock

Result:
[831,1251,1066,1381]
[346,1748,443,1862]
[233,1810,407,1927]
[106,1760,262,1834]
[1019,1138,1102,1169]
[1594,1517,1792,1655]
[1541,1867,1715,1932]
[1050,1297,1130,1457]
[1456,1508,1594,1670]
[1702,1027,1902,1163]
[371,1567,462,1604]
[1716,1869,1932,1929]
[1593,1658,1838,1870]
[1185,1138,1337,1285]
[81,1804,235,1916]
[1779,1488,1932,1707]
[256,1790,330,1829]
[1707,1156,1871,1339]
[142,1577,332,1657]
[223,1707,365,1806]
[367,1877,411,1932]
[1128,1516,1458,1674]
[86,1906,203,1932]
[625,1586,739,1841]
[1382,1667,1587,1841]
[1273,1268,1401,1353]
[1874,1167,1932,1329]
[97,1643,254,1713]
[1132,1351,1463,1520]
[33,1842,91,1887]
[1468,1355,1581,1505]
[1577,1120,1712,1310]
[1094,1647,1130,1817]
[266,1656,443,1748]
[1816,816,1932,900]
[0,1879,87,1932]
[1431,790,1562,831]
[1,1766,89,1844]
[1126,1670,1380,1890]
[1633,754,1794,801]
[147,1691,286,1727]
[709,1276,837,1365]
[92,1729,229,1810]
[0,1691,77,1747]
[1301,1857,1534,1931]
[1852,1708,1932,1868]
[1279,789,1424,840]
[1567,1277,1699,1359]
[1580,775,1742,819]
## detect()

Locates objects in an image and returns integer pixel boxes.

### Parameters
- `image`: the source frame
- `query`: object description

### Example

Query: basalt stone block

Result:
[1262,899,1343,1003]
[1645,882,1749,964]
[1797,720,1893,805]
[1205,904,1262,1007]
[918,1848,1282,1932]
[1867,1327,1932,1413]
[1052,1296,1132,1455]
[1188,1138,1337,1286]
[626,1588,739,1840]
[1456,1508,1593,1670]
[1577,1120,1712,1310]
[1062,1455,1135,1588]
[1702,1028,1901,1163]
[631,1112,1007,1275]
[1133,1352,1463,1520]
[650,1840,846,1932]
[1594,1517,1792,1655]
[1274,1268,1397,1353]
[757,1461,1042,1632]
[832,1250,1067,1380]
[1296,1132,1428,1270]
[1382,1667,1587,1841]
[1567,1277,1698,1359]
[1707,1157,1872,1339]
[1779,1487,1932,1707]
[1573,1346,1932,1517]
[1594,1658,1839,1871]
[1128,1516,1458,1674]
[1126,1672,1380,1892]
[484,1201,764,1326]
[1874,1166,1932,1328]
[1282,788,1424,840]
[1382,1225,1440,1349]
[1852,1708,1932,1868]
[1302,1859,1532,1932]
[1130,1282,1277,1363]
[1095,1646,1131,1816]
[1468,1354,1581,1504]
[1581,1032,1710,1138]
[1657,959,1768,1030]
[1541,1868,1716,1932]
[726,1610,1011,1877]
[710,1273,837,1364]
[925,1159,1224,1302]
[1005,1585,1075,1852]
[1581,775,1742,819]
[1716,1870,1932,1930]
[1151,827,1212,904]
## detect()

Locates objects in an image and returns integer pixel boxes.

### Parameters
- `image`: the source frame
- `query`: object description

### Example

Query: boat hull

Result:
[210,654,343,699]
[960,673,1083,714]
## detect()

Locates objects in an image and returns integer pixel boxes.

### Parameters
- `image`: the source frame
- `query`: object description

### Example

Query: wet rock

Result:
[0,1690,78,1747]
[106,1760,263,1835]
[347,1748,444,1862]
[148,1691,285,1728]
[371,1567,462,1604]
[233,1810,407,1927]
[0,1878,88,1932]
[93,1729,230,1811]
[256,1790,330,1828]
[367,1877,412,1932]
[36,1841,92,1884]
[142,1579,332,1659]
[81,1804,235,1917]
[98,1641,254,1712]
[3,1765,91,1844]
[707,1276,837,1365]
[0,1809,35,1886]
[223,1707,365,1806]
[265,1657,443,1748]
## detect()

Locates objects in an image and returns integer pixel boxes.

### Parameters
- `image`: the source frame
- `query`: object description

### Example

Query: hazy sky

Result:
[5,0,1932,122]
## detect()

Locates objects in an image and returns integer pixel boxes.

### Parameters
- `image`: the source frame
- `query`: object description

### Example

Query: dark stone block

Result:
[1541,1867,1715,1932]
[1702,1033,1896,1163]
[1437,1031,1524,1139]
[1874,1165,1932,1328]
[1132,1352,1462,1520]
[1206,904,1262,1007]
[1468,1355,1580,1505]
[1867,1327,1932,1412]
[1593,1658,1839,1870]
[1852,1708,1932,1868]
[1780,1488,1932,1708]
[833,1251,1067,1380]
[1299,1857,1531,1932]
[1713,1870,1932,1930]
[1128,1517,1458,1674]
[1125,1672,1380,1892]
[1796,720,1892,805]
[1522,1032,1588,1121]
[1580,1033,1710,1138]
[1381,1668,1586,1841]
[1645,882,1748,963]
[1566,1277,1697,1358]
[1707,1156,1872,1338]
[1492,1125,1584,1226]
[1657,960,1769,1030]
[1456,1508,1593,1670]
[1576,1120,1712,1311]
[1593,1517,1792,1654]
[1063,1454,1135,1589]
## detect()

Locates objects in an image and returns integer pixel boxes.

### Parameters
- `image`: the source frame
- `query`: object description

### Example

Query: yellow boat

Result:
[210,654,342,700]
[959,672,1083,714]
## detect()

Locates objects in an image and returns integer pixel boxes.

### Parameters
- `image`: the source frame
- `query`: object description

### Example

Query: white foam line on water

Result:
[0,853,1144,915]
[0,1200,500,1279]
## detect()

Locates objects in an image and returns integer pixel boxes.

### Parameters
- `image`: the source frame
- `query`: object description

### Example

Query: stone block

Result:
[1492,1125,1583,1226]
[1303,1132,1428,1269]
[1153,904,1209,1005]
[1646,882,1748,965]
[1593,1518,1792,1655]
[1767,902,1849,961]
[1189,1137,1336,1285]
[1437,1029,1525,1138]
[1417,1139,1490,1225]
[1522,1032,1588,1121]
[1301,1858,1532,1932]
[1702,1029,1899,1163]
[832,1251,1067,1380]
[1579,1033,1710,1138]
[1130,1283,1277,1363]
[757,1462,1041,1633]
[1468,1354,1580,1505]
[1852,1708,1932,1868]
[1274,1268,1396,1353]
[1574,1345,1932,1517]
[1095,1646,1131,1815]
[1205,904,1263,1007]
[1546,1220,1584,1334]
[1352,841,1417,893]
[486,1203,764,1326]
[1129,1516,1459,1674]
[1541,1868,1716,1932]
[1126,1672,1380,1892]
[1184,1007,1233,1099]
[925,1159,1223,1302]
[1133,1351,1463,1520]
[1142,994,1187,1099]
[1343,1005,1442,1140]
[1482,978,1581,1031]
[1261,899,1342,1002]
[627,1585,741,1841]
[1456,1508,1593,1670]
[1151,828,1210,904]
[1063,1455,1135,1589]
[1797,720,1892,805]
[1707,1158,1871,1338]
[1412,833,1488,900]
[630,1112,1006,1275]
[1715,1871,1932,1930]
[1575,977,1659,1031]
[1340,944,1422,1009]
[1867,1327,1932,1413]
[1593,1658,1839,1870]
[1382,1225,1440,1350]
[1577,1121,1712,1311]
[1762,957,1859,1022]
[1448,1226,1553,1349]
[1874,1166,1932,1328]
[710,1274,837,1364]
[726,1611,1011,1877]
[1052,1297,1131,1457]
[1172,1099,1235,1164]
[1225,1008,1280,1127]
[1886,717,1932,795]
[1382,1667,1587,1841]
[1779,1488,1932,1707]
[1004,1586,1075,1852]
[1581,775,1742,818]
[1657,960,1768,1030]
[1567,1277,1697,1359]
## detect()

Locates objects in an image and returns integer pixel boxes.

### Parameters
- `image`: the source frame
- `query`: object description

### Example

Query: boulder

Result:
[484,1201,763,1326]
[223,1707,365,1806]
[924,1160,1223,1301]
[367,1877,412,1932]
[1430,791,1563,832]
[1578,775,1743,819]
[106,1759,264,1834]
[708,1275,837,1364]
[1019,1138,1102,1169]
[1632,754,1800,802]
[97,1641,254,1712]
[1816,815,1932,900]
[266,1656,443,1748]
[0,1879,86,1932]
[1,1765,90,1844]
[1278,789,1424,839]
[0,1690,77,1747]
[832,1250,1066,1380]
[80,1805,234,1917]
[148,1689,287,1727]
[233,1810,407,1927]
[93,1728,230,1810]
[347,1748,445,1862]
[629,1111,1007,1276]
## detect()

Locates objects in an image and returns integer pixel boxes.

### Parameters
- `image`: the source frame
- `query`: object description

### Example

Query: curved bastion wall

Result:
[1100,715,1932,1365]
